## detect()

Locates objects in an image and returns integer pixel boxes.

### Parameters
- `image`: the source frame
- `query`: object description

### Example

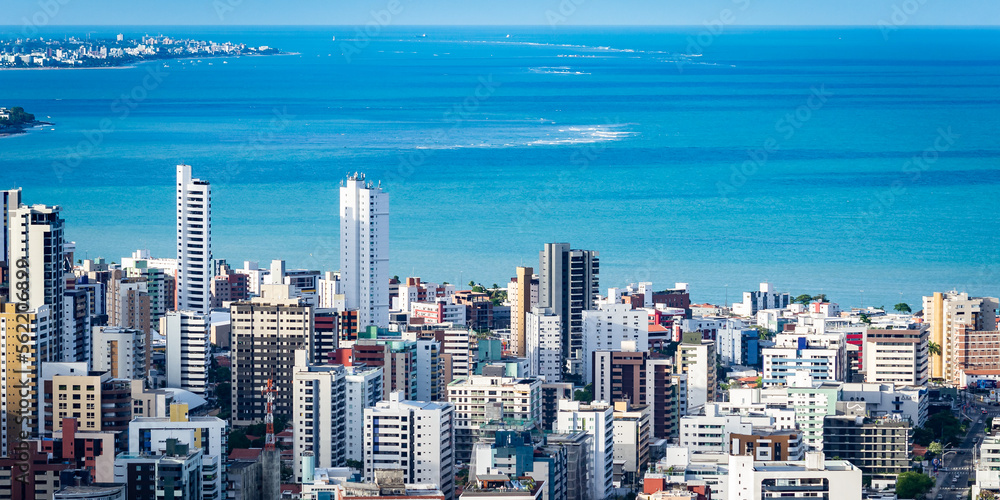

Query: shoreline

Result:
[0,52,297,71]
[0,121,53,138]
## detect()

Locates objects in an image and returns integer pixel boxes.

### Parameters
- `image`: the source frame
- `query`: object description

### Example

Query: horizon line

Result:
[2,23,999,28]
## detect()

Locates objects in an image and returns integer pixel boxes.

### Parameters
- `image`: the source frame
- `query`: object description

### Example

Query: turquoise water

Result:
[1,26,998,308]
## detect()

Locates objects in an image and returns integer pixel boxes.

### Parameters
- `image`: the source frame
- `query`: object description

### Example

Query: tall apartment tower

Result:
[509,266,535,357]
[923,291,999,381]
[230,293,313,425]
[340,173,389,329]
[539,243,599,378]
[176,164,212,314]
[1,188,21,264]
[163,311,211,395]
[364,393,456,500]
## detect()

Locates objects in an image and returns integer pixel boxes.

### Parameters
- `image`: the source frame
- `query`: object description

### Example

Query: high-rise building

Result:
[446,375,542,463]
[525,307,562,381]
[43,370,133,454]
[163,311,211,395]
[582,303,648,383]
[863,329,929,386]
[108,270,152,340]
[230,293,313,425]
[364,393,455,500]
[923,291,999,382]
[345,365,384,463]
[508,267,536,357]
[340,173,389,328]
[292,350,347,481]
[675,333,717,411]
[1,188,21,265]
[92,326,149,381]
[176,164,212,315]
[114,440,205,500]
[538,243,599,378]
[128,403,227,500]
[555,400,614,500]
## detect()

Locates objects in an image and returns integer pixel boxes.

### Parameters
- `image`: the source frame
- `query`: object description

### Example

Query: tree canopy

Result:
[895,471,934,499]
[894,302,912,313]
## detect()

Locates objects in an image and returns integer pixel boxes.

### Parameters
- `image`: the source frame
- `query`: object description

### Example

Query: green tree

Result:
[928,342,942,357]
[895,471,934,499]
[574,384,594,403]
[468,280,476,287]
[859,313,872,325]
[228,429,251,451]
[894,302,912,313]
[793,294,813,305]
[347,459,363,471]
[928,441,943,455]
[472,285,485,293]
[812,294,827,303]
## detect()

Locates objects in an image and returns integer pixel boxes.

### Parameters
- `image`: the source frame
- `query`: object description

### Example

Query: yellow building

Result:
[923,291,999,382]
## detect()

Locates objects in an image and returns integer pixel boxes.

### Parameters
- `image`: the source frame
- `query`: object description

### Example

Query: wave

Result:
[528,66,591,75]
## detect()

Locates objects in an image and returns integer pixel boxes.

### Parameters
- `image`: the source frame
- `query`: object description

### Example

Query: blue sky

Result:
[3,0,999,26]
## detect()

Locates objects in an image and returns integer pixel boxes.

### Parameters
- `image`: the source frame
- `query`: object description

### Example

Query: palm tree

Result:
[928,341,942,357]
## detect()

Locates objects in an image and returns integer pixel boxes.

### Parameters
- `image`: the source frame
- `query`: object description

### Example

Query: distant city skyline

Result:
[3,0,999,27]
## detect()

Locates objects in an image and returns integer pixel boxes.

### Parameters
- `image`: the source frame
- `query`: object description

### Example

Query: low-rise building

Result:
[727,452,862,500]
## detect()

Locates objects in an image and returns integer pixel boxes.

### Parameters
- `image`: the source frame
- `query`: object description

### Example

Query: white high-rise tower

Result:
[176,165,212,314]
[340,173,388,328]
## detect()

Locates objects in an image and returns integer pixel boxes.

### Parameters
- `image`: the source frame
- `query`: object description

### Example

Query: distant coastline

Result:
[0,52,301,71]
[0,121,52,138]
[0,33,288,70]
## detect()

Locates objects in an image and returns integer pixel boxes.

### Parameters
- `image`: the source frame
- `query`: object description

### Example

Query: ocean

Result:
[1,25,998,308]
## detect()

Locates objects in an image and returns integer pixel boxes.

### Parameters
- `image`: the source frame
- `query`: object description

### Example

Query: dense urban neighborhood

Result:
[0,165,997,500]
[0,34,282,68]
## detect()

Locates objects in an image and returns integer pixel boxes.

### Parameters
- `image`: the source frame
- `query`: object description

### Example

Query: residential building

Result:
[727,452,862,500]
[675,334,716,411]
[461,475,544,500]
[555,400,614,500]
[612,401,650,488]
[128,403,227,500]
[292,350,348,481]
[353,338,418,400]
[176,164,212,315]
[43,370,133,453]
[822,414,911,488]
[230,293,313,425]
[453,290,494,331]
[447,376,542,463]
[211,264,250,307]
[538,243,599,378]
[163,311,210,395]
[729,429,805,461]
[509,267,537,357]
[732,283,790,317]
[114,440,204,500]
[364,394,456,500]
[678,405,784,455]
[761,332,847,386]
[646,358,686,440]
[526,307,562,381]
[92,326,148,381]
[344,365,384,463]
[341,173,389,328]
[863,328,929,386]
[415,339,443,402]
[923,291,999,382]
[582,303,648,383]
[973,428,1000,500]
